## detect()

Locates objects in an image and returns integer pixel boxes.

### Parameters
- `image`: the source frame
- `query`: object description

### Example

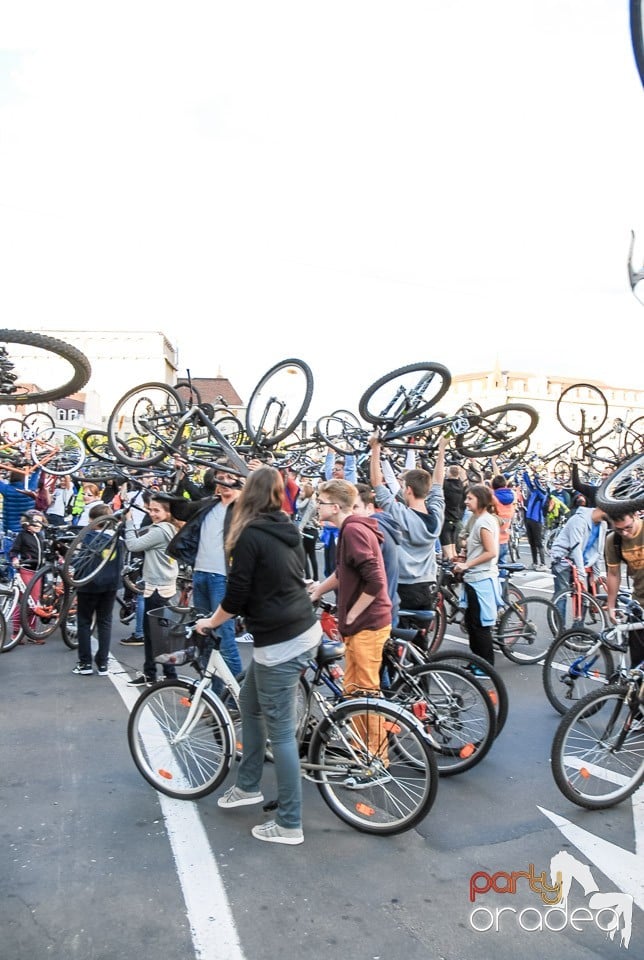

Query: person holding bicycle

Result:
[549,505,609,622]
[604,508,644,667]
[194,466,318,846]
[453,485,503,666]
[9,508,46,643]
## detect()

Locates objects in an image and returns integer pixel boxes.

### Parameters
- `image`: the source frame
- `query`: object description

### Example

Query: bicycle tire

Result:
[30,427,86,476]
[454,403,538,458]
[19,565,72,641]
[308,696,438,835]
[389,663,495,775]
[127,679,234,800]
[61,515,121,587]
[552,460,571,484]
[358,362,452,428]
[550,684,644,809]
[314,413,368,455]
[108,383,185,466]
[624,415,644,457]
[595,452,644,513]
[23,411,56,434]
[174,380,202,407]
[0,585,21,651]
[0,611,5,652]
[425,650,509,737]
[547,588,607,634]
[496,595,559,664]
[245,358,314,447]
[59,592,81,649]
[556,383,608,437]
[0,417,27,442]
[542,628,615,715]
[0,329,91,404]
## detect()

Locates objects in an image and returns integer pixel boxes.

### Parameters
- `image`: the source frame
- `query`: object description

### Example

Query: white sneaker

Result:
[251,820,304,845]
[217,785,264,808]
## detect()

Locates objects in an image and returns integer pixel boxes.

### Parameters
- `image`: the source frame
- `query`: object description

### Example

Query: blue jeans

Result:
[551,562,572,622]
[192,571,242,680]
[77,590,116,667]
[135,592,144,638]
[235,649,313,829]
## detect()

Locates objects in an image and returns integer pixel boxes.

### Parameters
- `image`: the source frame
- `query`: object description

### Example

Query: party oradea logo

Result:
[469,850,633,948]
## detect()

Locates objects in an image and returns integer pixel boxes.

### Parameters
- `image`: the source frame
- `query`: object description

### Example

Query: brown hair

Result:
[225,467,283,553]
[467,484,497,514]
[403,469,431,499]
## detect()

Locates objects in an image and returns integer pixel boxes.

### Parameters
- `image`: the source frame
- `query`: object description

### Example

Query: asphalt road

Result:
[1,564,642,960]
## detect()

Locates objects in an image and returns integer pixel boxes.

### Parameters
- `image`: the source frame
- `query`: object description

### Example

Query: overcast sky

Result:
[1,1,643,418]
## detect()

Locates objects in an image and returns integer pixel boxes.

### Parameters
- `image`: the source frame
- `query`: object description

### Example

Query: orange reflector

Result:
[158,769,173,780]
[384,722,401,734]
[236,741,243,751]
[412,702,428,720]
[355,802,375,817]
[579,767,590,779]
[179,698,191,707]
[459,743,475,758]
[488,691,498,706]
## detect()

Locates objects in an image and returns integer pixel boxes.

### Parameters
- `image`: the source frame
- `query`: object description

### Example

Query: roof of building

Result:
[185,377,243,408]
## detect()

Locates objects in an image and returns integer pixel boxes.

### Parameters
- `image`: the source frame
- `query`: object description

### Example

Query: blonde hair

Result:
[318,479,357,511]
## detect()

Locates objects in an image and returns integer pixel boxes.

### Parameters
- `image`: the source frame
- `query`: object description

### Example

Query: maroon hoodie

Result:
[335,514,392,635]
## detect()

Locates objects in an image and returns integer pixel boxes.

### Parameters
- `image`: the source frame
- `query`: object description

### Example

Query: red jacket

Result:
[335,515,392,635]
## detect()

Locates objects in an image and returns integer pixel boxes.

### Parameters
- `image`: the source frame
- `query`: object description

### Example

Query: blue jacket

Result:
[0,477,39,534]
[523,472,547,523]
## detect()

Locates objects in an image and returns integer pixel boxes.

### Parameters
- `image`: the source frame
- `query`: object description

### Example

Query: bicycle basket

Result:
[148,605,200,665]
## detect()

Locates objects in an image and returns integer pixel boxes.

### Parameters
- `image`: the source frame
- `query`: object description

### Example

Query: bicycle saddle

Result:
[316,639,346,666]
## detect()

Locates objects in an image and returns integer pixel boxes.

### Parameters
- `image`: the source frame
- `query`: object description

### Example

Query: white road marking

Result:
[108,659,246,960]
[539,798,644,912]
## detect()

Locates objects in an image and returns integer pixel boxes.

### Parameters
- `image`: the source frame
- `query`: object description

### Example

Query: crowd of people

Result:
[3,440,643,846]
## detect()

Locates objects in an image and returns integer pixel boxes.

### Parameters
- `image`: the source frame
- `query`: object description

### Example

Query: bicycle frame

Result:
[138,402,249,477]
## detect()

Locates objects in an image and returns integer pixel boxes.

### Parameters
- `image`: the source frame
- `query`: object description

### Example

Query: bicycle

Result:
[541,598,640,714]
[0,329,91,405]
[0,423,85,489]
[18,523,79,646]
[127,609,439,836]
[547,560,608,634]
[550,657,644,810]
[595,451,644,513]
[314,602,497,775]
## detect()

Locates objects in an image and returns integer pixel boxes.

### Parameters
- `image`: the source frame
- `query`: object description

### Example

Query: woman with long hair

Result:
[123,496,182,685]
[453,484,503,665]
[196,466,317,846]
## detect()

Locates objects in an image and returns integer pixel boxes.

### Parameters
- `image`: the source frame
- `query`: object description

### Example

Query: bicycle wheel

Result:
[19,565,72,641]
[0,329,91,404]
[0,584,21,651]
[556,383,608,436]
[245,358,313,447]
[595,452,644,513]
[0,417,27,442]
[552,460,571,484]
[174,379,202,407]
[0,611,5,652]
[108,383,185,466]
[496,595,559,664]
[315,412,368,455]
[551,684,644,809]
[23,411,55,434]
[425,650,509,737]
[307,697,438,834]
[358,362,452,428]
[389,663,495,774]
[542,628,615,715]
[59,591,81,649]
[127,680,234,800]
[548,588,607,634]
[30,427,86,475]
[455,404,538,458]
[624,415,644,457]
[84,429,148,464]
[61,515,121,587]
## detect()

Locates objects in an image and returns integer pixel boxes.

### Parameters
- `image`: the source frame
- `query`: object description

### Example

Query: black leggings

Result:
[463,583,495,665]
[525,518,545,565]
[302,534,319,580]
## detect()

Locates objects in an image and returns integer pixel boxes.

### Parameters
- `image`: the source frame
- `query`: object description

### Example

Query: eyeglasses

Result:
[317,500,337,506]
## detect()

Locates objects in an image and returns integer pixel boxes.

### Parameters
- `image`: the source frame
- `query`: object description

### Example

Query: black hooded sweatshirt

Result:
[220,510,316,648]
